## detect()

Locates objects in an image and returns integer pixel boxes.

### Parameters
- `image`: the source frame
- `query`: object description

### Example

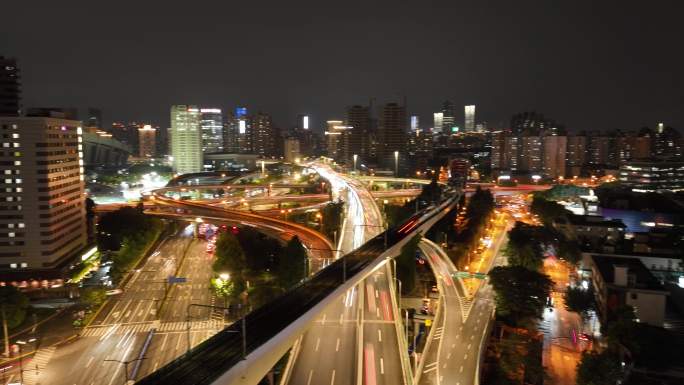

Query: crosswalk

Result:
[21,346,56,385]
[432,326,444,341]
[81,319,225,337]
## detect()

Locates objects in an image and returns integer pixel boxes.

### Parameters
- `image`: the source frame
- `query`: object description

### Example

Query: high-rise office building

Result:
[170,105,202,174]
[86,108,102,128]
[346,105,371,162]
[377,103,407,170]
[223,107,252,154]
[324,120,351,163]
[442,101,456,132]
[283,137,301,163]
[250,112,274,156]
[138,124,156,158]
[433,112,444,133]
[543,135,567,178]
[566,134,587,176]
[464,105,476,132]
[0,117,86,276]
[410,115,420,131]
[0,57,21,117]
[200,108,223,153]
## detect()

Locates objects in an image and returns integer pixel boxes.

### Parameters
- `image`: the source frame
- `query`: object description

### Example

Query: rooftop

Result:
[591,255,666,291]
[556,214,627,228]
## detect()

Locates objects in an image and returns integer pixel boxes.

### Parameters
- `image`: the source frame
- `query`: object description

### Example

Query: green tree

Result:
[530,196,567,225]
[396,234,422,294]
[489,265,554,326]
[576,350,622,385]
[277,236,308,289]
[320,200,344,241]
[563,287,595,320]
[505,222,545,271]
[81,287,107,309]
[214,232,247,278]
[0,286,29,355]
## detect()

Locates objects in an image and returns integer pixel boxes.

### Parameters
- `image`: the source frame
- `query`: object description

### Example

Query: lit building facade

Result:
[200,108,223,153]
[0,117,87,277]
[464,105,476,132]
[170,105,202,174]
[619,160,684,192]
[250,112,278,157]
[284,137,301,163]
[377,103,406,170]
[138,124,156,158]
[346,105,371,163]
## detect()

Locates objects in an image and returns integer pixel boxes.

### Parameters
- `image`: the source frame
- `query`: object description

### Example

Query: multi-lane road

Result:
[417,218,508,385]
[37,225,220,385]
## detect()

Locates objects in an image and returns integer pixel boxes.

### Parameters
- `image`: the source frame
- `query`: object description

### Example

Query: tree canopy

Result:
[489,265,554,326]
[0,285,29,329]
[396,234,421,294]
[563,286,595,320]
[277,236,307,289]
[213,231,247,278]
[576,350,622,385]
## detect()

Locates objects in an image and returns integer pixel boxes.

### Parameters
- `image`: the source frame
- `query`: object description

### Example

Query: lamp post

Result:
[394,151,399,177]
[15,337,37,385]
[353,154,358,172]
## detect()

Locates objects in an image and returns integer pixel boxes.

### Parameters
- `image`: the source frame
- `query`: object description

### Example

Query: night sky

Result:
[2,1,682,132]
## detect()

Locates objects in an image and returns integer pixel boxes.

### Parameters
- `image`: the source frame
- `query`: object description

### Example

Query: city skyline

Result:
[2,1,683,131]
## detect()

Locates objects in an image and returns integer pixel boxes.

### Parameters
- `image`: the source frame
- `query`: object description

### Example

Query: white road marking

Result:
[378,329,382,342]
[85,356,94,368]
[330,369,336,385]
[306,370,314,385]
[447,352,451,359]
[467,343,471,350]
[335,338,340,352]
[315,337,321,352]
[464,353,468,360]
[380,357,384,374]
[459,365,464,373]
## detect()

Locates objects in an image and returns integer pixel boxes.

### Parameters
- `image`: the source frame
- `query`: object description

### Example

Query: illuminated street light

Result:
[353,154,358,171]
[219,273,230,281]
[195,217,203,223]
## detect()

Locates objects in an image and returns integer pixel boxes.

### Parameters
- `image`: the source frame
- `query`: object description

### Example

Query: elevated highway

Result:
[136,188,461,385]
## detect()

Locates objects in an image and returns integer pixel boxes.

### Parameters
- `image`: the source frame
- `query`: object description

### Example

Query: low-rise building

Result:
[202,153,258,172]
[589,255,668,327]
[618,159,684,192]
[553,214,626,250]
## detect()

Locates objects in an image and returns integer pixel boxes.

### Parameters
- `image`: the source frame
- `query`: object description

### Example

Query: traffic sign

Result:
[425,319,432,327]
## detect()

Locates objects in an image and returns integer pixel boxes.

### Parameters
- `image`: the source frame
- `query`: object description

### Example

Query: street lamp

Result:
[394,151,399,177]
[219,272,230,281]
[353,154,358,172]
[16,338,37,385]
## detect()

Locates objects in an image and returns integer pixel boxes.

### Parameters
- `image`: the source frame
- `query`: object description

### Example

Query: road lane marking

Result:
[322,314,327,323]
[378,329,382,342]
[85,356,94,368]
[330,369,336,385]
[335,338,340,352]
[306,370,313,385]
[376,308,380,318]
[467,343,471,350]
[442,362,447,368]
[470,334,475,340]
[315,337,320,352]
[447,352,451,359]
[339,314,344,324]
[459,365,464,373]
[380,357,384,374]
[175,334,183,350]
[464,353,468,360]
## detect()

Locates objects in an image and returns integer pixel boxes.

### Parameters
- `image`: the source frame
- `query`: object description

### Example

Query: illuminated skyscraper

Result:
[0,116,86,277]
[138,124,156,158]
[346,105,371,162]
[377,103,407,170]
[433,112,444,133]
[251,112,277,156]
[410,115,420,131]
[442,101,456,132]
[464,105,476,132]
[170,105,202,174]
[200,108,223,153]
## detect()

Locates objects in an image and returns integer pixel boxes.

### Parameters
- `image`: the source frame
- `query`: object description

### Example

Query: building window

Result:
[20,262,27,268]
[9,263,17,268]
